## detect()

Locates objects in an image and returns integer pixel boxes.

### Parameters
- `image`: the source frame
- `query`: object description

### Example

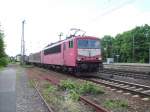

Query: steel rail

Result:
[80,96,108,112]
[86,77,150,98]
[101,78,150,89]
[33,82,54,112]
[44,76,109,112]
[100,69,150,79]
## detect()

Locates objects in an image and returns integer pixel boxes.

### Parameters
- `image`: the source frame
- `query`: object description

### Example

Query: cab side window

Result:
[69,40,73,48]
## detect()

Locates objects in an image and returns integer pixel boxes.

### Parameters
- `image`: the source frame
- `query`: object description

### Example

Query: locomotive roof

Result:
[43,35,99,50]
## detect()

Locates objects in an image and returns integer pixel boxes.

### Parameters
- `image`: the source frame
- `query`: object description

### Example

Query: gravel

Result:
[26,67,95,112]
[99,72,150,87]
[16,66,49,112]
[31,67,150,112]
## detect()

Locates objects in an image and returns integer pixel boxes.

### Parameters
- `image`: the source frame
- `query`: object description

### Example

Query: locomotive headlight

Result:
[99,57,102,60]
[77,57,81,61]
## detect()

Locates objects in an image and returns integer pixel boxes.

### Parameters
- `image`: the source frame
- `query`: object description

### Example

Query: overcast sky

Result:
[0,0,150,56]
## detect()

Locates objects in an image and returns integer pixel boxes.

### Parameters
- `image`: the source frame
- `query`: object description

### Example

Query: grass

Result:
[79,81,104,95]
[43,82,57,94]
[9,61,17,64]
[21,64,33,68]
[42,82,82,112]
[0,66,4,71]
[42,82,58,101]
[103,99,128,109]
[62,99,81,112]
[28,79,36,88]
[60,79,77,90]
[60,79,105,101]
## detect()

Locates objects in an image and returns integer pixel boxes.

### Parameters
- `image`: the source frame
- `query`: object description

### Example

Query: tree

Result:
[101,35,114,61]
[101,24,150,63]
[0,26,8,67]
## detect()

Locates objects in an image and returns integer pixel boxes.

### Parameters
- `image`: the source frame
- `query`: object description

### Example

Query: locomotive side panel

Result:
[43,44,63,65]
[63,39,76,67]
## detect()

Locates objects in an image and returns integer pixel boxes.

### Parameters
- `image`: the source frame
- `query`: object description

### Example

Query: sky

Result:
[0,0,150,56]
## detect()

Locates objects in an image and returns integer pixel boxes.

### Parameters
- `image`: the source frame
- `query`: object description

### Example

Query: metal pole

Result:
[20,27,23,65]
[149,44,150,64]
[21,20,25,65]
[145,31,150,64]
[58,32,63,41]
[132,35,134,63]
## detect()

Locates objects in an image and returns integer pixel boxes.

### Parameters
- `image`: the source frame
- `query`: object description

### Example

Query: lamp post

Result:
[21,20,25,65]
[104,47,107,62]
[104,39,110,62]
[116,55,120,63]
[58,32,63,41]
[145,30,150,63]
[149,43,150,64]
[132,34,135,63]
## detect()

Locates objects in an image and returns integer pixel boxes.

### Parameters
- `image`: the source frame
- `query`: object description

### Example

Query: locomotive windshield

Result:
[78,39,100,49]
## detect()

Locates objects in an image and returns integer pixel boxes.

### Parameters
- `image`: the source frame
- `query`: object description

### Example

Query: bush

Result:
[103,99,128,109]
[0,57,8,67]
[79,81,104,95]
[139,59,145,63]
[69,90,80,101]
[60,79,105,101]
[60,79,78,90]
[43,83,57,94]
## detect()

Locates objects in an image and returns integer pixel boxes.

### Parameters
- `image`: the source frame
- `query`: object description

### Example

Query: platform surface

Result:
[0,67,16,112]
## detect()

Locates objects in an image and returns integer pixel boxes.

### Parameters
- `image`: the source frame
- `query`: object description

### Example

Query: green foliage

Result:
[62,99,81,112]
[42,82,83,112]
[101,35,114,61]
[60,80,80,101]
[60,79,104,101]
[28,79,35,88]
[43,83,57,94]
[60,79,77,90]
[0,27,7,67]
[79,81,104,95]
[101,24,150,63]
[69,90,80,101]
[103,99,128,109]
[0,57,8,67]
[21,64,33,68]
[0,66,4,71]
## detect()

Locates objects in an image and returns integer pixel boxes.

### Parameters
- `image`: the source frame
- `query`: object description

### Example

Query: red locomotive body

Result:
[28,29,103,73]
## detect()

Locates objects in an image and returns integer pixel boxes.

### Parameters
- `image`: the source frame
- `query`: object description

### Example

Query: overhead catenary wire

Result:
[80,0,137,29]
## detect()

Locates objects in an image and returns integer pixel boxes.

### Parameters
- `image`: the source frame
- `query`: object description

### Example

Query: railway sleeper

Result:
[134,88,143,91]
[142,90,150,94]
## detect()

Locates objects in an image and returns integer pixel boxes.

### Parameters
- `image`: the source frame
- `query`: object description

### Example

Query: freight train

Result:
[27,29,103,73]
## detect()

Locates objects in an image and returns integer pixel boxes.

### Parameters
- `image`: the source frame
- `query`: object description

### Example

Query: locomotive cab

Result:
[76,37,102,72]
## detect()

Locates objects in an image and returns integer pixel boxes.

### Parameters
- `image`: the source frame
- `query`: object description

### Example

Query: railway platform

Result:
[104,63,150,66]
[0,67,16,112]
[0,64,49,112]
[104,63,150,73]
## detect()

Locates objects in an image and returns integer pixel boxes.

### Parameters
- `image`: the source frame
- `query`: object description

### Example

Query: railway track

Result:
[28,66,150,112]
[33,66,150,99]
[29,67,109,112]
[85,77,150,98]
[104,63,150,74]
[44,76,109,112]
[99,68,150,80]
[32,82,54,112]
